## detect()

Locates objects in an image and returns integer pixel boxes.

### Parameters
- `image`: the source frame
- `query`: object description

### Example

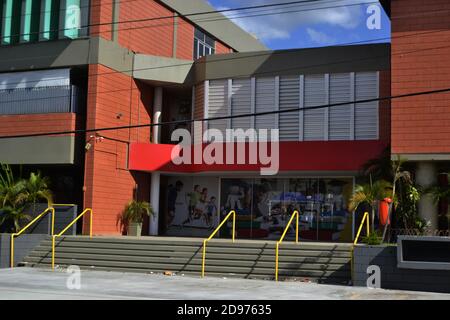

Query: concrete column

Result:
[416,162,438,231]
[149,87,163,236]
[150,172,160,236]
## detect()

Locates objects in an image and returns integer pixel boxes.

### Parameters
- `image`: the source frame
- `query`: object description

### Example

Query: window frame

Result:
[193,27,216,59]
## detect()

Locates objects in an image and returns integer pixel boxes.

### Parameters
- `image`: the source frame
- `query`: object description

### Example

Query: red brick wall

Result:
[176,17,194,60]
[0,113,76,136]
[391,0,450,154]
[90,0,113,41]
[118,0,175,56]
[84,64,152,235]
[216,41,233,54]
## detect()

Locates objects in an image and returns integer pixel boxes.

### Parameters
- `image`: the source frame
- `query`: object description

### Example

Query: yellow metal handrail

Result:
[10,207,55,268]
[350,211,370,280]
[52,208,93,270]
[201,210,236,278]
[275,210,299,281]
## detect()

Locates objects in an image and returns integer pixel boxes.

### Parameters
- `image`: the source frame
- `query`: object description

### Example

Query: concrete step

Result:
[27,248,350,263]
[22,236,352,283]
[23,259,349,278]
[35,243,351,258]
[23,254,349,270]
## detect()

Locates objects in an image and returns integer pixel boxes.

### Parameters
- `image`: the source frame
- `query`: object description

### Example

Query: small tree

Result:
[0,164,30,232]
[120,200,153,225]
[349,179,392,232]
[0,164,53,233]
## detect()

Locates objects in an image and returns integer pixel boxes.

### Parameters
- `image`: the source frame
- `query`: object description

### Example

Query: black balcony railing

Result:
[0,85,81,115]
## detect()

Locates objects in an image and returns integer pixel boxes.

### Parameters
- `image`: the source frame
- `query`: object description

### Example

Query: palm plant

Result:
[24,171,53,215]
[121,200,153,225]
[349,179,393,232]
[0,164,53,233]
[0,164,30,232]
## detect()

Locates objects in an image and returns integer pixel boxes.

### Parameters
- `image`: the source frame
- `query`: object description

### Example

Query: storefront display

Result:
[163,176,353,241]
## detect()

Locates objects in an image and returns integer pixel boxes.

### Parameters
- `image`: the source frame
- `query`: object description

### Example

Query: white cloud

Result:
[306,28,336,45]
[213,0,375,41]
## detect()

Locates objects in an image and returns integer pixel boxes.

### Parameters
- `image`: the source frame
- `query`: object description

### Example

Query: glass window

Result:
[193,27,215,59]
[59,0,88,39]
[20,0,40,43]
[1,0,21,45]
[0,0,89,46]
[40,0,59,40]
[220,177,353,241]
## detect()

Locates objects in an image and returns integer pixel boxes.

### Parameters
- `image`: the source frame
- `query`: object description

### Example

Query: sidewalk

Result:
[0,268,448,300]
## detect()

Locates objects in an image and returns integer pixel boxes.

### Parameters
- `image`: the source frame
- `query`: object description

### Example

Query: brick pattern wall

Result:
[391,0,450,154]
[0,113,76,136]
[118,0,174,56]
[90,0,114,41]
[216,41,233,54]
[84,64,152,235]
[176,17,194,60]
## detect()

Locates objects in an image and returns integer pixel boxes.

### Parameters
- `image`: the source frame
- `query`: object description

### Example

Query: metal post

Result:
[90,209,93,238]
[232,211,235,242]
[296,212,299,244]
[51,208,55,236]
[275,242,279,281]
[51,236,56,270]
[201,240,207,278]
[10,235,14,268]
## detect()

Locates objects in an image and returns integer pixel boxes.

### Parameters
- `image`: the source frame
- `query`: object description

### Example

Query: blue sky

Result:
[207,0,390,50]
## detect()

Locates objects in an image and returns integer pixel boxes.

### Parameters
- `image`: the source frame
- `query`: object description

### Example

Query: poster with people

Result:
[166,177,219,237]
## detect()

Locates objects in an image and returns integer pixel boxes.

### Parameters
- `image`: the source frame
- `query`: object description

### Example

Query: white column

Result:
[416,161,438,231]
[150,172,160,235]
[149,87,163,236]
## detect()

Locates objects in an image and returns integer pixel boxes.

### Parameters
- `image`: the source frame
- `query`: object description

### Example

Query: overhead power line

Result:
[0,0,377,41]
[6,36,450,104]
[1,86,449,140]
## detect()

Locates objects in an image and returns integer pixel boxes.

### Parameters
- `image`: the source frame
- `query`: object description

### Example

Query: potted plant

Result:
[121,200,153,236]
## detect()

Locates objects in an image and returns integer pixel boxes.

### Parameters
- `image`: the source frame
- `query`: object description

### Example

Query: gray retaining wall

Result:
[0,233,47,268]
[353,245,450,293]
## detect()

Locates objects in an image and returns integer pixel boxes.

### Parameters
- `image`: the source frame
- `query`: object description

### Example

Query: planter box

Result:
[353,244,450,293]
[0,204,78,235]
[0,233,47,268]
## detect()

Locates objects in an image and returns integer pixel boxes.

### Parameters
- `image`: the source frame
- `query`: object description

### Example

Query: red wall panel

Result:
[176,17,194,60]
[0,113,76,136]
[391,0,450,154]
[118,0,174,56]
[216,40,233,54]
[90,0,114,41]
[84,64,152,235]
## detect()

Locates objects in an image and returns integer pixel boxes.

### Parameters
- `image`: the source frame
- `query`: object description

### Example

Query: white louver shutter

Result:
[255,77,277,131]
[329,73,352,140]
[279,76,300,141]
[207,80,229,139]
[355,72,379,140]
[231,78,252,130]
[304,74,326,141]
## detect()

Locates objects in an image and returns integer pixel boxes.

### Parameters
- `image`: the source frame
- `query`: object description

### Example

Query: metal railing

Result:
[52,208,93,270]
[10,207,55,268]
[275,210,300,281]
[0,85,80,115]
[350,211,370,280]
[201,210,236,278]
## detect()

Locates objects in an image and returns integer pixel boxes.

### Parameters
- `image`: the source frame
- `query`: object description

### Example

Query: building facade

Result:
[383,0,450,232]
[1,0,395,241]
